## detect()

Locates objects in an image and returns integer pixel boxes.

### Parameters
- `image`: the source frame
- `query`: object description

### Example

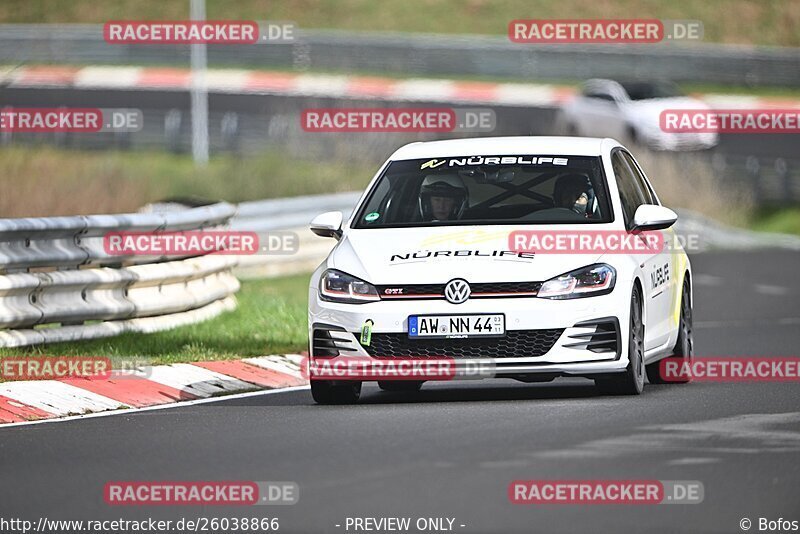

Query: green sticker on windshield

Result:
[365,212,380,222]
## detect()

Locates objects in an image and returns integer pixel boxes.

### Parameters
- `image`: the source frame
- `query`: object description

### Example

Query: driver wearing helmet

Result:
[553,173,593,217]
[418,174,469,221]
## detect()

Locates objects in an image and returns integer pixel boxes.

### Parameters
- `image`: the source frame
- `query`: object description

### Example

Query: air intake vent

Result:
[359,329,564,359]
[563,317,620,355]
[312,324,357,358]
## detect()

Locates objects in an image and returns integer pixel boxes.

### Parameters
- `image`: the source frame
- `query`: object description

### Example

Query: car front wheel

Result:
[378,381,423,392]
[647,278,693,384]
[595,286,645,395]
[310,380,362,404]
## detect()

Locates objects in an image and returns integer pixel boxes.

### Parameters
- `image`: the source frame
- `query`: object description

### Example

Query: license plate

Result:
[408,314,505,339]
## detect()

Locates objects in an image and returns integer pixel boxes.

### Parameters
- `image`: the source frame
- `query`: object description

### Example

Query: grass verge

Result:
[749,207,800,236]
[0,274,310,368]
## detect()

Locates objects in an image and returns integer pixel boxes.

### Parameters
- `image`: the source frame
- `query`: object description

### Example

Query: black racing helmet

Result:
[553,173,593,216]
[418,174,469,220]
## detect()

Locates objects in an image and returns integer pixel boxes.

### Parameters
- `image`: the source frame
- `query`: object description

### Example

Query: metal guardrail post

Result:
[221,112,240,153]
[746,156,762,205]
[710,153,727,177]
[1,106,13,146]
[165,109,183,153]
[775,158,791,202]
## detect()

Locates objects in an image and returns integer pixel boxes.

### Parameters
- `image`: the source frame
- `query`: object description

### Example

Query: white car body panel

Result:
[308,136,691,381]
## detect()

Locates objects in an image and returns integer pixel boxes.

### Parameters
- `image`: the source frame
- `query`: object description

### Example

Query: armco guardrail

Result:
[232,192,360,279]
[0,202,240,347]
[233,192,361,233]
[0,25,798,87]
[0,202,236,272]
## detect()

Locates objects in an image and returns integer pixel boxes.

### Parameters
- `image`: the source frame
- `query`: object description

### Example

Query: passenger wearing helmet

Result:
[418,174,468,221]
[553,173,593,217]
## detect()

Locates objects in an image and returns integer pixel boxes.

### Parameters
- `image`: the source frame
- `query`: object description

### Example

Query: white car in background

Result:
[307,136,693,404]
[559,79,718,151]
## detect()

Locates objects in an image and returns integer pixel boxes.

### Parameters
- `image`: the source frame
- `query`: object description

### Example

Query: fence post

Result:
[221,112,240,154]
[164,109,183,153]
[53,105,68,148]
[775,158,790,202]
[1,106,11,146]
[745,156,761,205]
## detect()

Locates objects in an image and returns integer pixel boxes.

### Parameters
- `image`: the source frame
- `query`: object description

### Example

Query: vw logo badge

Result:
[444,279,471,304]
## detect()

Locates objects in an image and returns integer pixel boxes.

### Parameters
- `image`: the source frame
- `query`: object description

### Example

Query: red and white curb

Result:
[0,65,573,107]
[1,64,798,109]
[0,354,307,426]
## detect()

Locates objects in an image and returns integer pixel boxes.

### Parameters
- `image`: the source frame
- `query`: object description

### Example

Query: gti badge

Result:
[444,279,471,304]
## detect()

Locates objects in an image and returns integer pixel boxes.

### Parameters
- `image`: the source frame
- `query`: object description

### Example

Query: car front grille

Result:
[358,329,564,359]
[376,281,541,300]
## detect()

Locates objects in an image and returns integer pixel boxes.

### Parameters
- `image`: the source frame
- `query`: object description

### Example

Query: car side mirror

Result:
[630,204,678,232]
[310,211,344,239]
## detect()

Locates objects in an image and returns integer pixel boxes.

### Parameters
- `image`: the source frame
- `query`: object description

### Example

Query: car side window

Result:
[585,91,615,102]
[611,151,647,227]
[620,151,658,205]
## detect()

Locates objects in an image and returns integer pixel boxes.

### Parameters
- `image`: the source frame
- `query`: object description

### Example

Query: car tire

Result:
[646,278,693,384]
[310,380,362,405]
[595,286,645,395]
[378,381,423,392]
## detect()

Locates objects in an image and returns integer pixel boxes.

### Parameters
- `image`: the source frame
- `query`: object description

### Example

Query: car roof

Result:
[390,136,615,161]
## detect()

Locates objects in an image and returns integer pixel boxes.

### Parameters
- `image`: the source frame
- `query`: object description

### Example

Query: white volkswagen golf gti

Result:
[307,137,693,404]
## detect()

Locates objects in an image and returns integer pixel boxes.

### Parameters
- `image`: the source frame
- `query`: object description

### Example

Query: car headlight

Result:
[319,269,380,304]
[538,264,616,299]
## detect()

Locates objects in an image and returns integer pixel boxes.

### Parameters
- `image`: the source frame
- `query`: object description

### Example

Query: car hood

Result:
[329,226,605,285]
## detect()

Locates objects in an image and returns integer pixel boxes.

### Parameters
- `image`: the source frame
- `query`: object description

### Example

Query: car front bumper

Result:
[308,288,632,379]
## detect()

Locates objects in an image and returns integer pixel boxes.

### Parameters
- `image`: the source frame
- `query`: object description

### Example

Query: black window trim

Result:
[618,149,660,206]
[610,146,657,230]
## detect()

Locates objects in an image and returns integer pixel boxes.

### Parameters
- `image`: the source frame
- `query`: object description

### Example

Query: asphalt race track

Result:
[1,250,799,533]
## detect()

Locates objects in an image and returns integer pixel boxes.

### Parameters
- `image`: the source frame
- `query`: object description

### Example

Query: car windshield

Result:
[621,81,684,100]
[353,155,613,228]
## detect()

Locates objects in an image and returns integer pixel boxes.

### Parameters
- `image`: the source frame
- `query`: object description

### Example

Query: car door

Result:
[621,150,682,349]
[611,149,671,351]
